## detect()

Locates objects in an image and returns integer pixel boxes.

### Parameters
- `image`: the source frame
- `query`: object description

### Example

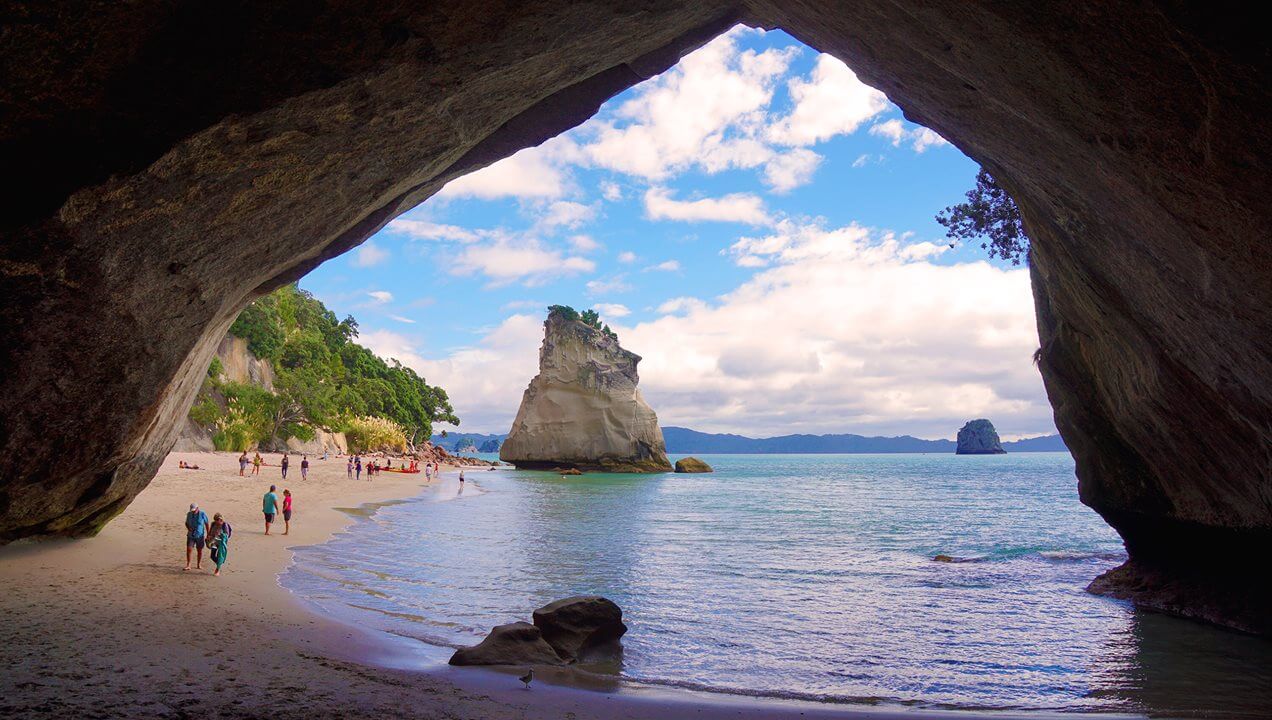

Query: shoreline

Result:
[1,450,1154,720]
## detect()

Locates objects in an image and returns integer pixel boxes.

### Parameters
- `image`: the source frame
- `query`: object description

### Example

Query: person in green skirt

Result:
[207,513,233,576]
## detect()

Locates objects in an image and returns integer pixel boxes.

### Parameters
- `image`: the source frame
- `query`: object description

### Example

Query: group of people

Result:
[183,502,232,575]
[183,478,296,576]
[237,451,312,480]
[345,454,436,481]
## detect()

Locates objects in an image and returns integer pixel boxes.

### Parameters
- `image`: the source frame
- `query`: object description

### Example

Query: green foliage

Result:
[207,356,223,379]
[196,284,458,448]
[547,305,619,341]
[189,397,222,428]
[936,169,1030,265]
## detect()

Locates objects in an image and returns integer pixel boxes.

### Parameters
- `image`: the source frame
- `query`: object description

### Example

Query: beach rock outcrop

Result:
[674,457,714,473]
[532,596,628,661]
[500,309,672,473]
[955,420,1006,455]
[1,0,1268,635]
[448,622,567,667]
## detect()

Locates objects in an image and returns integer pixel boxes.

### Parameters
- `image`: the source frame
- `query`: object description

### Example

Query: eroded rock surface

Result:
[532,596,628,661]
[955,419,1006,455]
[448,622,567,667]
[1,1,1268,632]
[500,311,672,473]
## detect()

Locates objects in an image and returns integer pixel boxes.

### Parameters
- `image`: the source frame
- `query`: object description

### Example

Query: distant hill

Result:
[433,432,507,453]
[661,427,1068,454]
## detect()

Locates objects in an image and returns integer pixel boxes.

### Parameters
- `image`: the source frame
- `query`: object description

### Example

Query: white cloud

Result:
[617,251,638,264]
[768,54,890,146]
[586,275,633,295]
[451,237,595,287]
[910,127,950,153]
[437,136,581,200]
[644,259,682,272]
[569,234,601,252]
[870,119,949,153]
[593,303,631,318]
[366,290,393,304]
[621,221,1046,438]
[643,187,770,225]
[537,200,596,231]
[657,296,709,315]
[762,148,822,193]
[600,181,623,201]
[870,119,907,146]
[353,242,389,267]
[387,219,480,243]
[582,29,796,180]
[389,315,416,324]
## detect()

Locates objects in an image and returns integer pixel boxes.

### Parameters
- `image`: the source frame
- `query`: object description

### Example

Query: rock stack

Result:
[500,308,672,472]
[955,419,1007,454]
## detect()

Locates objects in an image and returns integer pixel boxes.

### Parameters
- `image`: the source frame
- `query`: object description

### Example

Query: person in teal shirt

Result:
[262,485,280,535]
[184,502,209,571]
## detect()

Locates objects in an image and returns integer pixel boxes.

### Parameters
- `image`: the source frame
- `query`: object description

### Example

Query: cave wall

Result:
[1,1,1267,629]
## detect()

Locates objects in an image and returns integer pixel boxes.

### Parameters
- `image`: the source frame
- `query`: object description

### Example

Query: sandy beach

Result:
[0,451,1143,720]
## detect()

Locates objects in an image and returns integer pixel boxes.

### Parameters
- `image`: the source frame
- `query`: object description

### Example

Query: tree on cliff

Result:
[548,304,619,340]
[196,284,458,450]
[937,169,1029,265]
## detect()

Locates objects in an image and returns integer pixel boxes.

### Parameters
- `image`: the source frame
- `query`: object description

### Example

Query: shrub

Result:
[207,356,224,379]
[344,415,407,453]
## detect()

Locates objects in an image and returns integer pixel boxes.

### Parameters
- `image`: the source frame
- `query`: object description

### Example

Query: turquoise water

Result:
[283,453,1272,715]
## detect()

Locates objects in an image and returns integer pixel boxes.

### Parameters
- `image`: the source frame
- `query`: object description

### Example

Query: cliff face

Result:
[500,314,671,473]
[955,419,1006,455]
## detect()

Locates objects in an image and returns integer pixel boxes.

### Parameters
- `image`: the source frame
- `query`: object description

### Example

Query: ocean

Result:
[282,453,1272,716]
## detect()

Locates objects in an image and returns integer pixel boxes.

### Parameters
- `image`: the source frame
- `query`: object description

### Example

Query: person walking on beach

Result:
[252,452,262,476]
[425,463,432,481]
[355,456,362,481]
[263,485,280,535]
[300,455,309,481]
[184,502,209,571]
[280,454,290,479]
[458,470,465,487]
[346,457,353,479]
[238,451,249,477]
[207,513,233,576]
[282,489,293,535]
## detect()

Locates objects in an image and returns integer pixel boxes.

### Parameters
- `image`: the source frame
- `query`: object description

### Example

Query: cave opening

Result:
[1,3,1269,717]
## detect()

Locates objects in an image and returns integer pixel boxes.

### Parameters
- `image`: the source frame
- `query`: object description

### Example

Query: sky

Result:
[300,26,1054,441]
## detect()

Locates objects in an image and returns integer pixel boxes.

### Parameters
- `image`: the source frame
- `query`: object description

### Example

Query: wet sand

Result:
[0,451,1147,719]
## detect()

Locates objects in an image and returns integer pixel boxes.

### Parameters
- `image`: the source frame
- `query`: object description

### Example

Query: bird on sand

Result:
[519,668,534,690]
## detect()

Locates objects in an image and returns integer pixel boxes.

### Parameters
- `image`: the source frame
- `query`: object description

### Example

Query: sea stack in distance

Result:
[955,419,1007,454]
[500,306,672,472]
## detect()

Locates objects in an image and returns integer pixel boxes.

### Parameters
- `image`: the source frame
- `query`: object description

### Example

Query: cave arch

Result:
[1,2,1267,632]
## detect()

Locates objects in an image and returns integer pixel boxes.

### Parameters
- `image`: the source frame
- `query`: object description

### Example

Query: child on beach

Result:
[280,454,289,479]
[355,456,362,481]
[346,457,353,479]
[238,451,249,476]
[262,485,280,535]
[184,502,209,571]
[252,452,262,476]
[207,513,232,576]
[282,489,293,535]
[300,456,309,481]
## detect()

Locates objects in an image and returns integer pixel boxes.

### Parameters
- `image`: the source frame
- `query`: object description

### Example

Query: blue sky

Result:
[301,26,1052,440]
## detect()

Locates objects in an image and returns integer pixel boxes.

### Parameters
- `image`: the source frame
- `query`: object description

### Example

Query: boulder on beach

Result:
[532,596,628,661]
[674,457,713,473]
[955,419,1007,455]
[448,622,567,666]
[500,307,672,473]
